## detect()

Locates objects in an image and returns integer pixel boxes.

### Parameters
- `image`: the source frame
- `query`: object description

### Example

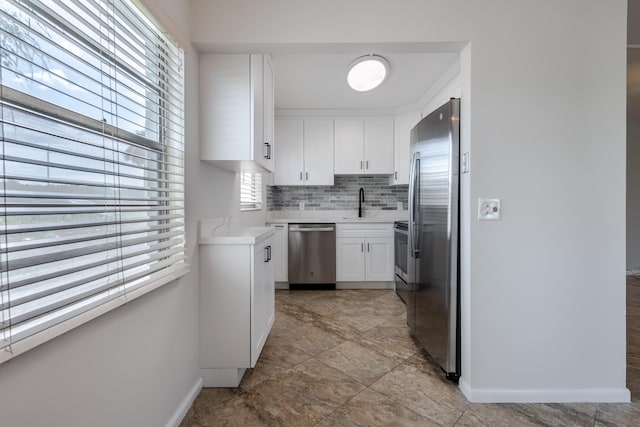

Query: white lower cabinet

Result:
[336,223,394,282]
[199,233,275,387]
[270,223,288,282]
[336,237,367,281]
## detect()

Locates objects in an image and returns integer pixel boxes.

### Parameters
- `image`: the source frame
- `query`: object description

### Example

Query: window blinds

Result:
[240,171,262,211]
[0,0,187,358]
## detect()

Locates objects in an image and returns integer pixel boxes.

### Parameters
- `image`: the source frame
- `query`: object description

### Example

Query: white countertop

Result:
[267,209,408,224]
[199,219,274,245]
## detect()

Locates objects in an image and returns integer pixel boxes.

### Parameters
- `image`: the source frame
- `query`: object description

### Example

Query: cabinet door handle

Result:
[360,161,363,170]
[267,245,272,261]
[264,142,269,159]
[267,143,272,159]
[300,172,303,181]
[264,246,269,262]
[305,172,309,181]
[366,160,369,169]
[361,242,364,252]
[367,242,370,252]
[395,171,398,180]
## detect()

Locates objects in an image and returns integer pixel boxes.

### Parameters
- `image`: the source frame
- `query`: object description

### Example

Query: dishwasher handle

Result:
[289,226,335,232]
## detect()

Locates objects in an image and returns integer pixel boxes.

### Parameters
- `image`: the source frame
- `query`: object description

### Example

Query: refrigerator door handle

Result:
[409,152,420,258]
[415,157,422,256]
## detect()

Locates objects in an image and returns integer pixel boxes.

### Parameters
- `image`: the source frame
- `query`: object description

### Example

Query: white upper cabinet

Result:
[304,119,334,185]
[390,110,422,185]
[364,118,394,175]
[274,118,334,186]
[334,119,364,174]
[261,56,275,172]
[334,118,394,175]
[200,54,275,172]
[274,119,304,185]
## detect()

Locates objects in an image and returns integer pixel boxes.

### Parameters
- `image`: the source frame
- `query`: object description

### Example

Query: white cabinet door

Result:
[274,119,304,185]
[251,55,266,170]
[365,237,394,281]
[262,55,275,172]
[251,236,275,367]
[304,119,334,185]
[364,118,394,175]
[263,239,275,346]
[334,119,364,174]
[270,224,288,282]
[391,111,421,185]
[336,237,365,281]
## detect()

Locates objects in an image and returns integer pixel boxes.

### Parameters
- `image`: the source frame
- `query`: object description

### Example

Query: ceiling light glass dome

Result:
[346,54,390,92]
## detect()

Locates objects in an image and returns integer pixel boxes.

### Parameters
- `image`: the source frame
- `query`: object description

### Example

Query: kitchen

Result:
[0,1,633,426]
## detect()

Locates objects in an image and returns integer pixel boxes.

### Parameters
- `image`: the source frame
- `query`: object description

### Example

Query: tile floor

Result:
[181,276,640,426]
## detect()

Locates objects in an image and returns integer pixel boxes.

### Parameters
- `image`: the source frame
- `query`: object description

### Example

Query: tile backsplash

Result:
[267,176,408,211]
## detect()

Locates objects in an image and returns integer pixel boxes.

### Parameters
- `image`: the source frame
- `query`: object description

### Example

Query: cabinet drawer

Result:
[336,223,393,238]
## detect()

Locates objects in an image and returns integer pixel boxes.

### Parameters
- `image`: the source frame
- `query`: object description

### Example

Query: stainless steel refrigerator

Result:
[408,98,461,381]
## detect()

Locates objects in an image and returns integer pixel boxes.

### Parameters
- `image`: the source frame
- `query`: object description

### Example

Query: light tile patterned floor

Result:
[181,277,640,426]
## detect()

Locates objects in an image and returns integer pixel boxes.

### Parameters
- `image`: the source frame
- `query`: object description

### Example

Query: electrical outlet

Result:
[478,198,501,220]
[299,202,305,211]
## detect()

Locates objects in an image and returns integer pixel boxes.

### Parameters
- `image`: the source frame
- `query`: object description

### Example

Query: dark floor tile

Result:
[371,354,469,425]
[315,388,439,426]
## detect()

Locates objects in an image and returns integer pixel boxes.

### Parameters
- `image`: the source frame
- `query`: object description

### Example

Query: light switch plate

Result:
[478,198,501,220]
[462,152,470,174]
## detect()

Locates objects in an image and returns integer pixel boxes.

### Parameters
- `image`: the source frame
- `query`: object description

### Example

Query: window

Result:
[0,0,188,362]
[240,171,262,211]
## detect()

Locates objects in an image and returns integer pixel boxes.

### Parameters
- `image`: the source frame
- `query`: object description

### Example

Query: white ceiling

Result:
[272,52,459,111]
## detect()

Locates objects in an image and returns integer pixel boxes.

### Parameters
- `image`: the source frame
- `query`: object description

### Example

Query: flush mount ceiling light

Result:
[346,54,390,92]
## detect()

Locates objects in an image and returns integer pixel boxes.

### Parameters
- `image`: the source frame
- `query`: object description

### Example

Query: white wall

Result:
[629,111,640,272]
[629,47,640,272]
[190,0,628,402]
[628,1,640,273]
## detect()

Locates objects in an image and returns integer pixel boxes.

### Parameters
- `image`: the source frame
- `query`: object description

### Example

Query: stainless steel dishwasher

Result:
[288,223,336,287]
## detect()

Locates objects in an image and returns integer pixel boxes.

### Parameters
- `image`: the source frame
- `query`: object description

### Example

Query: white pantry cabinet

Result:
[390,110,422,185]
[335,223,394,282]
[274,118,334,185]
[199,232,275,387]
[334,118,394,175]
[200,54,275,172]
[270,223,288,282]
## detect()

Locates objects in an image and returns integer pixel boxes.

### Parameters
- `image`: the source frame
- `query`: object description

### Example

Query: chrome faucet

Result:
[359,187,365,218]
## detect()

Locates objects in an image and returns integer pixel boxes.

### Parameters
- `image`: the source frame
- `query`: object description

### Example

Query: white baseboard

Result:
[275,282,289,290]
[166,376,203,427]
[201,367,246,387]
[275,282,395,290]
[459,378,630,403]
